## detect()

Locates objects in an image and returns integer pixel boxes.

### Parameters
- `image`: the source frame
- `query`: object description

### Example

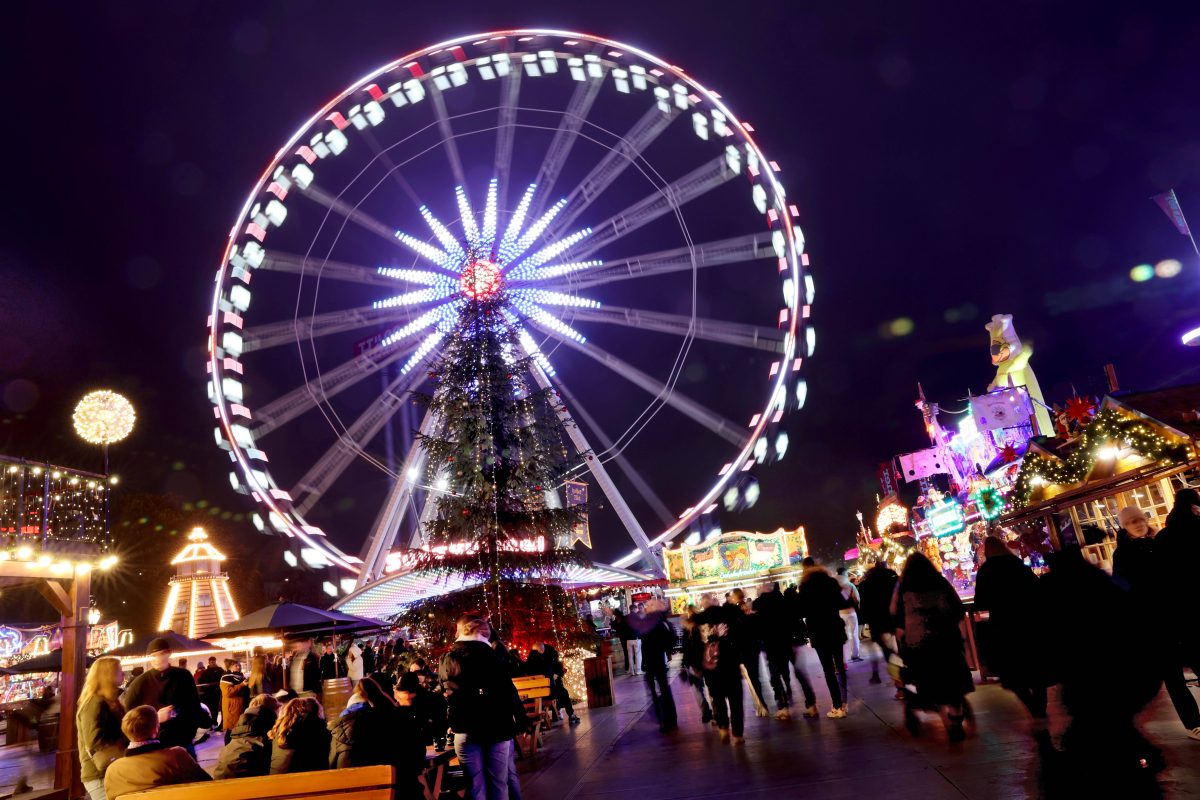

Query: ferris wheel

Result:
[206,30,814,589]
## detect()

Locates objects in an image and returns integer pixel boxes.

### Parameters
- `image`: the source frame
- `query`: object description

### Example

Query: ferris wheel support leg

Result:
[527,364,663,577]
[356,409,439,587]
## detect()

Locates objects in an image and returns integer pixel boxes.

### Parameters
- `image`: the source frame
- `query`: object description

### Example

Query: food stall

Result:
[662,527,808,614]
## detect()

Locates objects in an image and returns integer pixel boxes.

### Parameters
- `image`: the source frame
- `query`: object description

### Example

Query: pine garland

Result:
[1011,408,1187,507]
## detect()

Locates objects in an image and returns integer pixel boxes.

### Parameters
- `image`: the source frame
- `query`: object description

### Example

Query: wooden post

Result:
[55,571,90,798]
[1045,513,1063,552]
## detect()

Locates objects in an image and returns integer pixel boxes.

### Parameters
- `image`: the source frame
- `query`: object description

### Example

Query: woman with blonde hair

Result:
[268,696,330,774]
[246,654,273,697]
[76,657,128,800]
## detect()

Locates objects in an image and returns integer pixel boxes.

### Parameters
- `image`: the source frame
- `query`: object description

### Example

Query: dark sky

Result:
[5,1,1200,574]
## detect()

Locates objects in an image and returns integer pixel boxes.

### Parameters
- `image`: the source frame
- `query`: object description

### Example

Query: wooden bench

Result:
[512,675,551,757]
[121,765,395,800]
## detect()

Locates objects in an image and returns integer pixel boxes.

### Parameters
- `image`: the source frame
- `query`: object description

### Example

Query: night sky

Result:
[5,2,1200,577]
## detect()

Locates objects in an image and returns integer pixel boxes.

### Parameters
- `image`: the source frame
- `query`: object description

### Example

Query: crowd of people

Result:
[74,616,584,800]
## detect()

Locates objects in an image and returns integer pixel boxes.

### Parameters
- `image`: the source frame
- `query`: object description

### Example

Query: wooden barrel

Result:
[583,656,614,708]
[321,677,354,719]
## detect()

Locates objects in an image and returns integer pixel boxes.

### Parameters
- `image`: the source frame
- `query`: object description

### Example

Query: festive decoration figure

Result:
[985,314,1053,436]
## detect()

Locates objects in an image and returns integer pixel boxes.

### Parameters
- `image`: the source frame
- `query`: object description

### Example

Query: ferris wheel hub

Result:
[459,259,503,301]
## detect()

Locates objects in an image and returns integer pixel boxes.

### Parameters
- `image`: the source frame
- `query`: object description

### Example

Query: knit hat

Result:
[146,637,173,656]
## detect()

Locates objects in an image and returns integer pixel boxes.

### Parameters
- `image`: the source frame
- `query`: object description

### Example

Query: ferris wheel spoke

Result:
[427,84,469,190]
[358,128,424,208]
[527,322,746,447]
[531,232,776,293]
[358,409,440,586]
[524,359,661,574]
[572,154,739,261]
[250,338,421,438]
[258,251,398,288]
[296,182,412,251]
[569,305,788,353]
[241,300,447,352]
[493,69,522,221]
[553,380,676,527]
[528,78,604,219]
[291,369,417,516]
[547,104,679,240]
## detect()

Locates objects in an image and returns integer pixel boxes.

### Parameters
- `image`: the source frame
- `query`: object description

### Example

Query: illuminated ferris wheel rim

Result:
[207,29,811,576]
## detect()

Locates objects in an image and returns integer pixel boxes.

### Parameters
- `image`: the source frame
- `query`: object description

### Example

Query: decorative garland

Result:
[1011,408,1188,507]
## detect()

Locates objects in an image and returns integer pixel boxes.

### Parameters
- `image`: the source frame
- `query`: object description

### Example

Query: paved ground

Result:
[2,651,1198,798]
[519,649,1200,800]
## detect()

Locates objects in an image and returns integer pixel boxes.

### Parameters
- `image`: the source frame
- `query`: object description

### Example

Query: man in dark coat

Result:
[282,639,322,696]
[1152,490,1200,740]
[754,583,815,720]
[439,618,527,800]
[318,642,344,681]
[197,657,226,731]
[798,558,849,718]
[696,599,747,743]
[122,639,205,756]
[856,559,899,685]
[630,601,678,731]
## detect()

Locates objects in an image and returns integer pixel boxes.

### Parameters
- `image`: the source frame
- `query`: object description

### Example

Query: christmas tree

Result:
[394,290,593,656]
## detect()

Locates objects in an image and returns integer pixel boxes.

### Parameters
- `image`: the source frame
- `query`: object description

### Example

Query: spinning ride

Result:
[206,30,814,588]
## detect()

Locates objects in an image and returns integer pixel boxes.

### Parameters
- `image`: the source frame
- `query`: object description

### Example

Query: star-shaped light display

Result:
[374,180,604,376]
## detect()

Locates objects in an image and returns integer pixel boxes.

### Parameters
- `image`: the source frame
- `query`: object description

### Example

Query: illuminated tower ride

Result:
[158,528,240,638]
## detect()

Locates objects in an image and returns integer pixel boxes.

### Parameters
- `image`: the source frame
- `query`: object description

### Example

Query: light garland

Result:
[971,486,1005,521]
[73,390,136,446]
[1012,408,1187,506]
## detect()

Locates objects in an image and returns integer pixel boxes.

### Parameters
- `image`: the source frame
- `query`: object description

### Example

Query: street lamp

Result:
[87,606,101,627]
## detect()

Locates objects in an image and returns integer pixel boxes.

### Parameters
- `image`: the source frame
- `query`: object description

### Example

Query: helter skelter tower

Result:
[158,527,240,638]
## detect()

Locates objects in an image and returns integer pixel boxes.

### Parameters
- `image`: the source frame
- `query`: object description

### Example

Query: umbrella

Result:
[0,649,96,675]
[105,630,215,659]
[201,603,384,640]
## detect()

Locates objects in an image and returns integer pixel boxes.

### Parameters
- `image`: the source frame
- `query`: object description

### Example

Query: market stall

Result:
[662,527,808,614]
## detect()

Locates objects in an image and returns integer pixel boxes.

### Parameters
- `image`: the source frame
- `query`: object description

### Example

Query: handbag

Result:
[89,741,126,775]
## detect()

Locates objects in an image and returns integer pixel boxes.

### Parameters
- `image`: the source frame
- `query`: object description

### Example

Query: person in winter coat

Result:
[283,640,322,696]
[245,654,274,698]
[1041,545,1165,782]
[891,552,973,741]
[394,672,448,748]
[345,641,365,683]
[695,598,747,744]
[122,639,204,757]
[219,661,249,744]
[726,590,767,717]
[856,560,899,686]
[630,600,678,731]
[268,697,331,775]
[213,694,280,779]
[439,618,528,800]
[77,657,129,800]
[679,605,713,724]
[782,585,819,715]
[1151,490,1200,741]
[526,643,580,724]
[198,657,226,731]
[973,537,1048,729]
[329,677,424,794]
[104,706,210,800]
[754,583,814,720]
[612,610,640,676]
[1112,506,1157,591]
[798,558,849,718]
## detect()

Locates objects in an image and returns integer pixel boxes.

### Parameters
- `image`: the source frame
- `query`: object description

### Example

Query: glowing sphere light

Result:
[73,390,136,445]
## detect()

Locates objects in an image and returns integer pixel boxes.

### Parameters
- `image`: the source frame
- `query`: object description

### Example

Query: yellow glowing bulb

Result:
[72,390,136,445]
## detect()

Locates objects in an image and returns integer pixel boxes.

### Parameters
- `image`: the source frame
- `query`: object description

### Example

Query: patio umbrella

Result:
[0,649,96,675]
[104,630,215,658]
[201,602,384,640]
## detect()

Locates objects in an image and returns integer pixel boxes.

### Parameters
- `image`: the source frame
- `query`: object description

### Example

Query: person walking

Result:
[439,617,528,800]
[1150,491,1200,741]
[283,640,322,697]
[725,590,767,716]
[198,657,226,731]
[782,585,820,717]
[754,583,815,720]
[836,568,863,662]
[122,639,204,757]
[973,537,1049,736]
[696,598,746,744]
[268,697,330,774]
[679,606,713,724]
[798,558,849,718]
[891,552,974,741]
[246,654,274,698]
[633,600,678,731]
[77,657,129,800]
[103,706,211,799]
[856,559,899,687]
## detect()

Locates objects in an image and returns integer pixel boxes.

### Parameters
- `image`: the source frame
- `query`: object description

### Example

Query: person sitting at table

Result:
[330,677,425,796]
[104,706,210,800]
[394,672,448,748]
[268,697,330,775]
[214,693,280,779]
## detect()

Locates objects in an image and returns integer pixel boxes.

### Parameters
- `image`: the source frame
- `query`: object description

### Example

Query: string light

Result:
[72,391,136,445]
